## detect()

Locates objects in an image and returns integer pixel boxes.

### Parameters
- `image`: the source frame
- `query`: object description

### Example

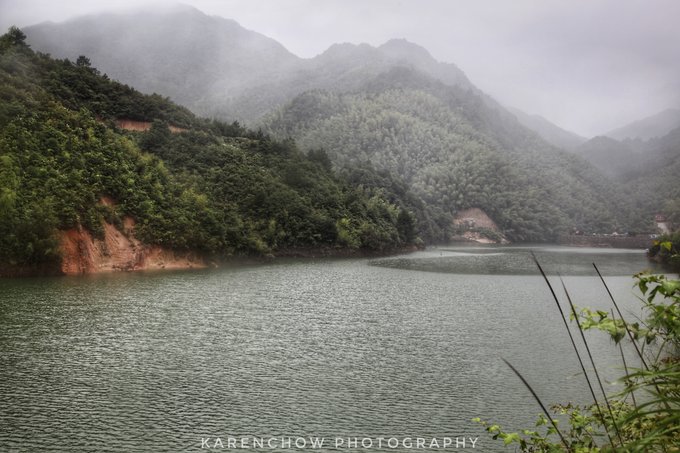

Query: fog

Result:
[1,0,679,136]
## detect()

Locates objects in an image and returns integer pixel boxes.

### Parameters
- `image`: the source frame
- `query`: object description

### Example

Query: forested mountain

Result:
[264,67,650,241]
[645,129,680,223]
[508,107,586,150]
[15,5,672,246]
[575,136,643,178]
[0,28,422,275]
[572,128,680,223]
[615,127,680,223]
[216,38,474,123]
[605,108,680,141]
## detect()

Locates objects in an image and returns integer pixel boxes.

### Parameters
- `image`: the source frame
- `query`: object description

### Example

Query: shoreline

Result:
[2,240,659,278]
[0,244,423,278]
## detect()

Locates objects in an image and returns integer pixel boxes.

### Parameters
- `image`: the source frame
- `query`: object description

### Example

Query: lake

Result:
[0,245,670,451]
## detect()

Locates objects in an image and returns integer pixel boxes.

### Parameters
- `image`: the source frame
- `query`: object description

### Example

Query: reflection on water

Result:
[370,245,668,276]
[0,246,668,451]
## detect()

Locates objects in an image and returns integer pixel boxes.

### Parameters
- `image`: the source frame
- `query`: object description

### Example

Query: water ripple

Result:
[0,250,646,451]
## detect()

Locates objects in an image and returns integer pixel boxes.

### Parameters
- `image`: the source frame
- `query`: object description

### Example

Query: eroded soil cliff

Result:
[59,216,205,275]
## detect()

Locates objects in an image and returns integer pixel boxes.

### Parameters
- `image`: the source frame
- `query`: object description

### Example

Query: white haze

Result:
[1,0,679,137]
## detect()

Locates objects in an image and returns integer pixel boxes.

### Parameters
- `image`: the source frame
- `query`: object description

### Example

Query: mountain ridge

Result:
[605,108,680,141]
[508,107,587,150]
[23,6,474,123]
[24,4,300,114]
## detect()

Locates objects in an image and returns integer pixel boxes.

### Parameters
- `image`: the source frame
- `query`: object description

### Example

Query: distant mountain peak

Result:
[379,38,434,61]
[588,135,622,145]
[605,108,680,141]
[321,42,377,57]
[318,39,438,67]
[137,2,201,13]
[81,2,205,19]
[23,5,300,113]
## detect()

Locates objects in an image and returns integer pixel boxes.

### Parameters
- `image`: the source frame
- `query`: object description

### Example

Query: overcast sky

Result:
[1,0,679,136]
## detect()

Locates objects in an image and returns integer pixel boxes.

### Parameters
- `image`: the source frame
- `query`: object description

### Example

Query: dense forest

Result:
[264,68,651,242]
[0,28,421,274]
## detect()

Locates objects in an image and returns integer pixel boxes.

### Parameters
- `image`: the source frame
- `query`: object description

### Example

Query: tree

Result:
[139,120,171,151]
[396,209,416,243]
[76,55,91,67]
[307,148,332,172]
[0,26,28,50]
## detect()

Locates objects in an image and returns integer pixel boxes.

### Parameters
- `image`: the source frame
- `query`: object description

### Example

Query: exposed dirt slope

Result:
[59,216,204,275]
[452,207,509,244]
[114,119,187,133]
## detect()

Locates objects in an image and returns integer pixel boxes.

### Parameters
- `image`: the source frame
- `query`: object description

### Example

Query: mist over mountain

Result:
[24,6,472,123]
[24,4,299,117]
[622,126,680,223]
[508,107,587,150]
[571,126,680,224]
[576,126,680,180]
[605,108,680,141]
[574,108,680,187]
[575,136,642,178]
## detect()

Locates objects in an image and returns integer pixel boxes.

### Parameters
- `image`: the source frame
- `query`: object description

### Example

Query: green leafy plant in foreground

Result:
[475,270,680,452]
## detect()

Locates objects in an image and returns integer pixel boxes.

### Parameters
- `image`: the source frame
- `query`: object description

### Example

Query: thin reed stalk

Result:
[501,358,571,452]
[530,252,616,447]
[561,279,625,448]
[593,264,649,370]
[611,308,638,409]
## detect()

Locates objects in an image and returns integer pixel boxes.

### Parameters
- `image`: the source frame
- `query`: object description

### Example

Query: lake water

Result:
[0,245,672,452]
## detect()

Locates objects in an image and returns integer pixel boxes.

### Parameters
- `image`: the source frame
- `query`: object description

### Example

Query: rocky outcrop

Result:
[59,216,205,275]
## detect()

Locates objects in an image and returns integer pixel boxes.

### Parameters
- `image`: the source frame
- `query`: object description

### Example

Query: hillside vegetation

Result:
[265,68,650,241]
[625,128,680,224]
[21,7,667,242]
[0,28,419,274]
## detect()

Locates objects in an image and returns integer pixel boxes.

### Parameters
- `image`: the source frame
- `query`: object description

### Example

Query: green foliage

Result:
[0,26,27,51]
[612,128,680,225]
[0,28,415,273]
[664,200,680,227]
[337,163,451,243]
[264,77,648,242]
[476,272,680,451]
[0,94,217,265]
[135,127,410,253]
